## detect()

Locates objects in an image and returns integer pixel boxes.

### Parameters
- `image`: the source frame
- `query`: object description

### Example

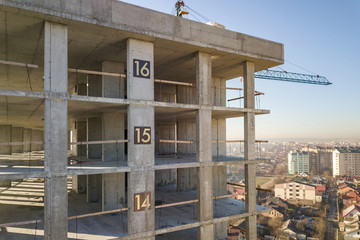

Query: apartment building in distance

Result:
[288,151,310,174]
[274,182,322,203]
[333,148,360,177]
[302,146,334,175]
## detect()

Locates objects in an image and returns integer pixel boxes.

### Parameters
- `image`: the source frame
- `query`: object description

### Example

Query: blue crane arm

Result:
[254,69,332,85]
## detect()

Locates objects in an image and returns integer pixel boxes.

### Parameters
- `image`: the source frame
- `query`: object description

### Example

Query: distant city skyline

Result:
[121,0,360,139]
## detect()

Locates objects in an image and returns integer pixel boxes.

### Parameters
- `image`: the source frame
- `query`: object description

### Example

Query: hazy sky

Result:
[120,0,360,140]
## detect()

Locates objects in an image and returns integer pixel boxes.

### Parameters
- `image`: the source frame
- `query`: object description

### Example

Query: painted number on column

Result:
[133,59,150,79]
[134,127,151,144]
[134,192,151,212]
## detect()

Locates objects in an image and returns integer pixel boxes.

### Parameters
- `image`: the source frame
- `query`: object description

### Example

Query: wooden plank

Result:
[68,68,125,77]
[155,79,193,87]
[0,59,38,69]
[212,140,268,143]
[159,139,193,144]
[69,139,128,145]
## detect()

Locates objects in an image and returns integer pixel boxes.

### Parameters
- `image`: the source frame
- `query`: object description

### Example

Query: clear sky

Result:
[120,0,360,140]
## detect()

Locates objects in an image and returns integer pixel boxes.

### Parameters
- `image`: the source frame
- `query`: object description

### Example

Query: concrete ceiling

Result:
[0,5,275,130]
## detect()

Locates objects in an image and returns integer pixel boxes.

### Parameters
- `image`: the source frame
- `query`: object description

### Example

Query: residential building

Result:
[343,192,360,206]
[343,216,360,240]
[333,148,360,177]
[302,146,334,175]
[288,151,310,175]
[343,204,360,218]
[274,182,322,203]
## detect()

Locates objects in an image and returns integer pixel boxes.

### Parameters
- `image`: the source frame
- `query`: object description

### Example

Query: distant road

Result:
[327,180,338,240]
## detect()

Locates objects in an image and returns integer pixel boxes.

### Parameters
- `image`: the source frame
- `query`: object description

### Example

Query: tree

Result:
[268,217,283,236]
[314,218,327,240]
[274,163,287,175]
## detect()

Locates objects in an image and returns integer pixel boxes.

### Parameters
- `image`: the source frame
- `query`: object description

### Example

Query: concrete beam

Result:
[43,21,68,240]
[243,61,257,240]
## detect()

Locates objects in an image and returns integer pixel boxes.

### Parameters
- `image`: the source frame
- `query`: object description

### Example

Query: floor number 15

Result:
[134,127,151,144]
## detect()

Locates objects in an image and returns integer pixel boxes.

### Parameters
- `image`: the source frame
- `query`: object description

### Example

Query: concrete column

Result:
[212,119,226,157]
[102,113,126,210]
[243,61,257,240]
[102,61,125,98]
[43,21,68,240]
[72,175,86,194]
[176,167,198,191]
[40,130,44,151]
[213,166,227,239]
[101,61,126,210]
[87,117,102,159]
[70,121,77,156]
[212,76,228,239]
[76,83,87,95]
[23,129,32,152]
[196,52,214,240]
[72,121,87,194]
[102,173,126,210]
[103,112,125,162]
[127,38,155,239]
[77,121,87,157]
[0,125,11,155]
[88,75,102,97]
[87,117,102,202]
[87,174,102,202]
[31,130,42,151]
[177,121,197,191]
[11,127,24,153]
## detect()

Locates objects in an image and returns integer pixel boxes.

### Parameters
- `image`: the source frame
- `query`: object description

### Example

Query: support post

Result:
[127,38,155,239]
[43,21,68,240]
[243,61,257,240]
[196,52,214,240]
[11,127,24,153]
[0,125,11,155]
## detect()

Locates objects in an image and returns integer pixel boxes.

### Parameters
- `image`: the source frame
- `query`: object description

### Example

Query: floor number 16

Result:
[133,59,150,79]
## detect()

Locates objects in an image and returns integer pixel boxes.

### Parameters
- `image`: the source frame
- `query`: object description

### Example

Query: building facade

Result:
[288,151,310,175]
[274,182,321,203]
[333,148,360,177]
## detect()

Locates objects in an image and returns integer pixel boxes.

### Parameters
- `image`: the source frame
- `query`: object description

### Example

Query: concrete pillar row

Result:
[195,52,214,240]
[127,38,155,239]
[243,61,257,240]
[85,61,126,210]
[43,21,68,240]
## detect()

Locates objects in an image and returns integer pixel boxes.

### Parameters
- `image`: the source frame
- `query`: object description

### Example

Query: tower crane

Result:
[173,1,332,86]
[255,69,332,85]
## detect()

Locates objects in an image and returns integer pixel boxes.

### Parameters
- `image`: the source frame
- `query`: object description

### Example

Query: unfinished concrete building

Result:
[0,1,283,239]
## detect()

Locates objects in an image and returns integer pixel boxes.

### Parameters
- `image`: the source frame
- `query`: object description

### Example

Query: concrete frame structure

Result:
[0,1,283,239]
